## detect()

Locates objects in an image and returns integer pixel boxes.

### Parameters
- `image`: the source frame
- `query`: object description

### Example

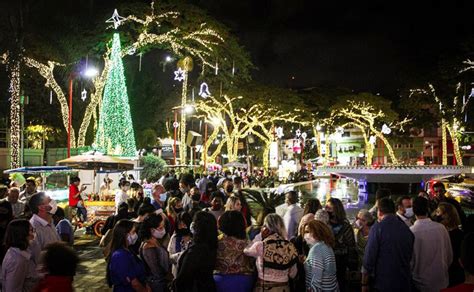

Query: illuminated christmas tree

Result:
[94,33,136,157]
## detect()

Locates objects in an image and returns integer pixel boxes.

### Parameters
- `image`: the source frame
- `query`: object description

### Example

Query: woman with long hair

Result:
[304,220,338,291]
[224,196,242,212]
[304,198,322,216]
[435,202,465,287]
[168,212,193,278]
[107,219,148,292]
[244,213,298,292]
[325,198,356,292]
[139,214,170,291]
[174,211,218,291]
[166,197,182,235]
[214,211,254,292]
[1,219,37,292]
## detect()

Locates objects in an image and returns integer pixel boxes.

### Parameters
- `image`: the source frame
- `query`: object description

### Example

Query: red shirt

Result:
[34,275,73,292]
[442,283,474,292]
[69,184,80,207]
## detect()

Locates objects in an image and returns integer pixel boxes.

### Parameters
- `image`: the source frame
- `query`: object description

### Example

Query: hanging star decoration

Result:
[295,129,301,137]
[381,124,391,135]
[199,82,211,98]
[106,9,125,30]
[174,68,186,82]
[81,89,87,101]
[369,135,377,144]
[336,127,344,135]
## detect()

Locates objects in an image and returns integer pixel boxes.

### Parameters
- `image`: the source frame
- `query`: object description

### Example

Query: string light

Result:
[94,33,137,157]
[6,59,21,168]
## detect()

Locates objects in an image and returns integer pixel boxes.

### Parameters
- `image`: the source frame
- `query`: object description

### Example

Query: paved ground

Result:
[73,233,111,291]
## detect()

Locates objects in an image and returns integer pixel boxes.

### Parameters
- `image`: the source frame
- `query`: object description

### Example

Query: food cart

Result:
[57,152,136,237]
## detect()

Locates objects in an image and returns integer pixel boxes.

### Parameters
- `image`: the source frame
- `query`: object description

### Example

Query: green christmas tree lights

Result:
[94,33,137,157]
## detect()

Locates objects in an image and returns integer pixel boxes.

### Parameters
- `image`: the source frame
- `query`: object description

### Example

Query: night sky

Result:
[194,0,474,96]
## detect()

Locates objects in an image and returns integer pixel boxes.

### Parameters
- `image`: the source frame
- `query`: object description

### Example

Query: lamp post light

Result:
[67,66,98,158]
[162,55,173,72]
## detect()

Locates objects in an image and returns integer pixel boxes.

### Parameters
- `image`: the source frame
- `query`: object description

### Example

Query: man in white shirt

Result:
[282,191,304,240]
[6,187,25,218]
[410,196,452,292]
[28,192,61,263]
[396,195,414,227]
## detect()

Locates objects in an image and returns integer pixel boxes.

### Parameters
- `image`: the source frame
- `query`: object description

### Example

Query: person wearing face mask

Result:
[325,198,356,292]
[107,219,148,292]
[204,192,225,222]
[116,181,131,213]
[303,220,338,292]
[353,209,375,272]
[166,197,183,235]
[28,192,61,263]
[1,219,38,292]
[435,203,465,287]
[151,184,166,211]
[223,180,234,198]
[179,175,194,212]
[139,214,170,291]
[396,195,414,227]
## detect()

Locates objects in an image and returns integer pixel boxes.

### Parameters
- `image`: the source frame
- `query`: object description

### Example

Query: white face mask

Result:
[152,228,166,239]
[127,233,138,245]
[48,199,58,215]
[404,207,414,218]
[303,233,317,246]
[123,186,130,192]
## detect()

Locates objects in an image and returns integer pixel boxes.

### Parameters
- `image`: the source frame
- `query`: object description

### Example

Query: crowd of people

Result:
[98,171,474,292]
[0,172,474,292]
[0,177,79,292]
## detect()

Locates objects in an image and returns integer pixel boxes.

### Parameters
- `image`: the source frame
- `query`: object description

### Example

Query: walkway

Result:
[73,234,110,291]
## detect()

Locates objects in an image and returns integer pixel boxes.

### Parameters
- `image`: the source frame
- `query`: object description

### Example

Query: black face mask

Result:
[226,186,234,193]
[174,207,183,213]
[434,215,443,222]
[175,228,191,236]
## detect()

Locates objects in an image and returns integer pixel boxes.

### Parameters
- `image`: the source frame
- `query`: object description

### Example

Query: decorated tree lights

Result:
[93,33,136,157]
[175,57,193,164]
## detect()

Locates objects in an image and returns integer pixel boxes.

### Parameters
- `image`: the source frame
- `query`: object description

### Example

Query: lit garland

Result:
[124,1,224,75]
[23,57,77,148]
[7,58,21,168]
[93,33,137,157]
[332,101,411,165]
[411,84,467,166]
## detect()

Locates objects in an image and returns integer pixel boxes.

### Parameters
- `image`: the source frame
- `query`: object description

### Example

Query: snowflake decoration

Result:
[295,129,301,137]
[199,82,211,98]
[369,135,376,145]
[381,124,391,135]
[174,68,186,82]
[301,132,307,140]
[81,89,87,101]
[106,9,125,30]
[276,127,284,139]
[336,127,344,135]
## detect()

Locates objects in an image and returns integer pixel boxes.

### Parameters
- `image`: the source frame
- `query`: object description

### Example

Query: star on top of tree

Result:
[174,68,186,82]
[106,9,125,29]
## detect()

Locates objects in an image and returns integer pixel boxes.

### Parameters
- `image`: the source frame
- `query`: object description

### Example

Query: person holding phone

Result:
[69,177,87,222]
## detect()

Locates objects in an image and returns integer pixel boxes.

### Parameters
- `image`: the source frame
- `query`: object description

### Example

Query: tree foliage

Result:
[140,154,166,182]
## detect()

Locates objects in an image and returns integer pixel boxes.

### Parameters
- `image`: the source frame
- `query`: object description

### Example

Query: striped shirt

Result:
[305,241,339,292]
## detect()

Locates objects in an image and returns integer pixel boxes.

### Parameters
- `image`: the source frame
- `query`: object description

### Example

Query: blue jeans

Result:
[76,201,87,222]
